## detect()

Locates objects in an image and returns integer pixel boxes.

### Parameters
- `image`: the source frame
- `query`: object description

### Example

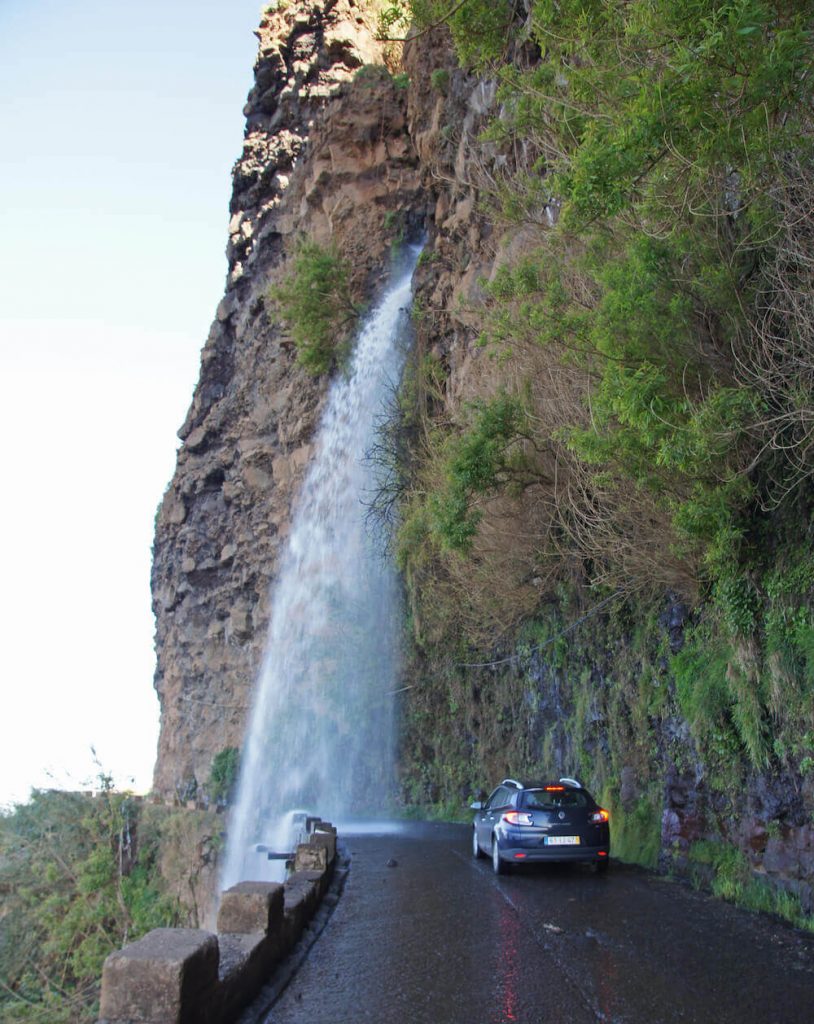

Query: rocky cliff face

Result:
[151,0,421,796]
[153,3,813,920]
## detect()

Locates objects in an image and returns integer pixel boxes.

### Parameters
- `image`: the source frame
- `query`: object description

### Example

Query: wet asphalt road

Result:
[262,821,814,1024]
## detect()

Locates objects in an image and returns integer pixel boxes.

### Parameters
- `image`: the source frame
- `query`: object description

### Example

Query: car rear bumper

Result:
[497,830,610,863]
[500,843,610,863]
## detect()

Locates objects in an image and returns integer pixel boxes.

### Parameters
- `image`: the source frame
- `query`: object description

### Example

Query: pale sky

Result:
[0,0,265,807]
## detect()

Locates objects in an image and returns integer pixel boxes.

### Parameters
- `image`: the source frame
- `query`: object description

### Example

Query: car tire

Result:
[492,838,507,875]
[472,828,485,859]
[596,858,609,874]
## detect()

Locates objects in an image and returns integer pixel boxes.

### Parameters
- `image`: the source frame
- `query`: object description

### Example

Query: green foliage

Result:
[486,221,764,580]
[377,2,411,40]
[690,839,752,898]
[473,0,812,570]
[269,238,359,375]
[671,623,771,768]
[409,0,516,68]
[689,840,814,929]
[413,392,529,554]
[430,67,450,94]
[605,791,662,869]
[764,548,814,680]
[0,784,181,1023]
[425,0,814,626]
[206,746,240,807]
[712,571,761,637]
[353,63,392,86]
[509,1,813,225]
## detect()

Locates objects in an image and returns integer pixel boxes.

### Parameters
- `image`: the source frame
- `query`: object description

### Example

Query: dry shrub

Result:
[484,234,701,601]
[405,309,699,649]
[733,148,814,509]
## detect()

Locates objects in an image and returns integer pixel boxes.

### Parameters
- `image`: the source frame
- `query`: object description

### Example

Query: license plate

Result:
[545,835,580,846]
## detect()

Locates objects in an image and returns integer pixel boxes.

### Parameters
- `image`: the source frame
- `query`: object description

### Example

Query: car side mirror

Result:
[469,801,483,810]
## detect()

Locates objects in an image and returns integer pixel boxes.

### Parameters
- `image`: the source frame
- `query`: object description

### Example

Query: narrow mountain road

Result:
[259,821,814,1024]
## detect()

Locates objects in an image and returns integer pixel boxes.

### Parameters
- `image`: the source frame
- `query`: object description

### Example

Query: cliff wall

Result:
[152,0,421,796]
[152,3,814,924]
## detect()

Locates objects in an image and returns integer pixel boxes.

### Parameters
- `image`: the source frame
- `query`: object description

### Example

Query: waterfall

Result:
[222,246,420,887]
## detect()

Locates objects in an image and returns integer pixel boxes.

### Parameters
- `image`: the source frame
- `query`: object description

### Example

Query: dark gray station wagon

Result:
[471,777,610,874]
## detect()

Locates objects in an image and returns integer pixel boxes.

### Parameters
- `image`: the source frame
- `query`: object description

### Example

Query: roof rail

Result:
[559,777,582,789]
[501,778,524,790]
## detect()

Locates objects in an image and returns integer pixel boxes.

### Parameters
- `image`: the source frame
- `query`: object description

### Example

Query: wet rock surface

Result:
[260,822,814,1024]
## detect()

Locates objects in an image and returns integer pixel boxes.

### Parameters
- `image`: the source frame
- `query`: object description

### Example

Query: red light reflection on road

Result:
[495,903,521,1023]
[596,940,619,1019]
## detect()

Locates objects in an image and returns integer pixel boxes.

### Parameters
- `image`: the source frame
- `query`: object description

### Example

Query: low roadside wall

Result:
[97,820,338,1024]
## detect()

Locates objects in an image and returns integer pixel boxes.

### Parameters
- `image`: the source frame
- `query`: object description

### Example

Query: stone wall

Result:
[98,822,338,1024]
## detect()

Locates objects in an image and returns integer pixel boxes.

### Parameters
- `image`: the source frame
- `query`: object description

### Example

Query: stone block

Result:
[283,872,322,931]
[217,932,281,1021]
[310,830,337,861]
[99,928,218,1024]
[294,842,328,873]
[217,881,284,935]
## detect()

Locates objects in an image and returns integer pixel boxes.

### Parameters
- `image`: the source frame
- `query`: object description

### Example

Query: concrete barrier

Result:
[100,929,219,1024]
[97,820,337,1024]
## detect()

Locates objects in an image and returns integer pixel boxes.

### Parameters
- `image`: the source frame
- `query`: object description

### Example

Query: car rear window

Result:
[522,789,591,809]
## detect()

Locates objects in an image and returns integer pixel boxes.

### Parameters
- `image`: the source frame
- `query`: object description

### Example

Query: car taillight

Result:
[502,811,534,826]
[590,809,610,823]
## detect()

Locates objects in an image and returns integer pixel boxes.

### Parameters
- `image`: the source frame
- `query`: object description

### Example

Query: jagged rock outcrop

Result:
[152,0,421,796]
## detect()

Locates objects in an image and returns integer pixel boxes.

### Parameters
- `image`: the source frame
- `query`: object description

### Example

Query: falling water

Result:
[222,246,420,887]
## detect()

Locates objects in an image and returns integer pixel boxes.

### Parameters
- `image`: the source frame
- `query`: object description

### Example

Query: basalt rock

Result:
[151,0,421,797]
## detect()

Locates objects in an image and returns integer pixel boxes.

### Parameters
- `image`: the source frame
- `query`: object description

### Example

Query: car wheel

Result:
[472,827,484,859]
[492,837,507,875]
[596,858,609,874]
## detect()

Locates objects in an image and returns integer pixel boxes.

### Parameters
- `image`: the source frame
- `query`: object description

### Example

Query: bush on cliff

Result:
[0,783,182,1023]
[269,238,361,375]
[207,746,240,807]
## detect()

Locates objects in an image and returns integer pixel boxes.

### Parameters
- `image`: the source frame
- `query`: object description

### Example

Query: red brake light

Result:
[502,811,534,826]
[545,785,565,791]
[591,809,610,823]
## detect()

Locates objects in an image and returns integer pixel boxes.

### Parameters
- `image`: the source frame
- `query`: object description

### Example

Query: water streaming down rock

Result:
[222,248,420,886]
